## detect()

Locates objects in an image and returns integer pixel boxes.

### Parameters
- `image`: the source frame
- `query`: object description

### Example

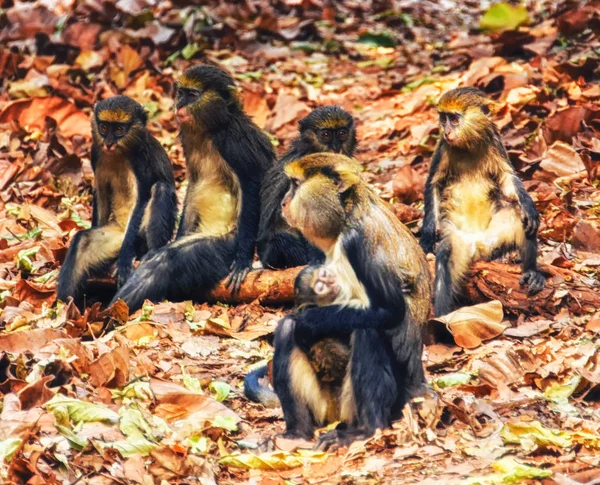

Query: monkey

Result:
[244,265,347,409]
[419,87,545,317]
[110,65,275,312]
[267,152,432,451]
[56,95,177,308]
[257,106,357,269]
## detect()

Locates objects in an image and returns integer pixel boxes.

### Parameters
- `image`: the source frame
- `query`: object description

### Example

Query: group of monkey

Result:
[55,64,546,451]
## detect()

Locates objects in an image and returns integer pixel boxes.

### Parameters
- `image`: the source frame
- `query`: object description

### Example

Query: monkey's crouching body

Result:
[57,96,177,308]
[257,106,357,270]
[111,65,274,312]
[421,88,545,316]
[271,153,431,450]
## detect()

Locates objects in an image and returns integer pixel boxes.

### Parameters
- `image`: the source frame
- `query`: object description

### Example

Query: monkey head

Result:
[281,153,362,251]
[437,87,495,151]
[175,65,239,126]
[298,106,357,156]
[93,96,148,153]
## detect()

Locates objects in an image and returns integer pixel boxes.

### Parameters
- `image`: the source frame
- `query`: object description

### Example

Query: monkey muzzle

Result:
[104,142,117,152]
[176,107,193,124]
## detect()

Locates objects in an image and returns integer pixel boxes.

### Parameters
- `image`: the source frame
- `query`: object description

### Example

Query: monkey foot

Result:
[520,270,545,295]
[313,267,341,300]
[314,429,371,452]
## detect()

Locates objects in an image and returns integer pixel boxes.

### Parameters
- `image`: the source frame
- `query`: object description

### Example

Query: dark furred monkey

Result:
[420,87,545,316]
[271,153,431,450]
[57,96,177,307]
[257,106,357,269]
[111,65,275,311]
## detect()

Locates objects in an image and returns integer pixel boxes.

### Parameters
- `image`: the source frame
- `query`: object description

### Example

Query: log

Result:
[89,261,599,316]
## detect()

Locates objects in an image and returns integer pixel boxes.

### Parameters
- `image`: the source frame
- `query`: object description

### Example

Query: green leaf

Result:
[209,381,230,402]
[182,43,201,60]
[55,424,88,451]
[211,415,238,432]
[463,457,552,484]
[0,437,22,463]
[99,438,157,457]
[34,269,58,284]
[182,365,203,394]
[480,3,528,32]
[189,435,211,455]
[112,381,153,401]
[16,246,39,272]
[433,372,474,389]
[544,376,581,403]
[46,395,119,424]
[501,421,571,450]
[358,31,396,48]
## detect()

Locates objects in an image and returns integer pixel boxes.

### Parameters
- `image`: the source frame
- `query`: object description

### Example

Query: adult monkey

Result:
[271,153,431,451]
[420,87,545,316]
[57,96,177,308]
[257,106,357,269]
[112,65,275,311]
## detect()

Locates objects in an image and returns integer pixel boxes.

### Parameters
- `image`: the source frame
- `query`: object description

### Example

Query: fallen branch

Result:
[89,261,598,316]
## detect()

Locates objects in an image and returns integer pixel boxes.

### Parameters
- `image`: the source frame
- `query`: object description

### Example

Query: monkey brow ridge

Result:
[97,109,132,123]
[318,118,350,129]
[177,76,204,90]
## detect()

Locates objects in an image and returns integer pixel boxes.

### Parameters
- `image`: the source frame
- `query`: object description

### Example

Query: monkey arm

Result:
[91,191,99,228]
[502,173,539,238]
[293,305,397,346]
[420,148,442,253]
[116,193,150,288]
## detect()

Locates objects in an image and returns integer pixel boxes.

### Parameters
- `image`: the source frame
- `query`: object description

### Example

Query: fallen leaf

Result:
[0,97,90,138]
[432,301,507,348]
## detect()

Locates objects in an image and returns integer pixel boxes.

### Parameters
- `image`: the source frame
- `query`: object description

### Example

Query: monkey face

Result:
[175,65,237,126]
[437,87,493,151]
[93,96,147,153]
[95,120,130,152]
[298,106,357,156]
[282,154,363,250]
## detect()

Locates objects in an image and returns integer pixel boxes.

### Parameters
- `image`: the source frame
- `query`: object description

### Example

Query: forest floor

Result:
[1,0,600,484]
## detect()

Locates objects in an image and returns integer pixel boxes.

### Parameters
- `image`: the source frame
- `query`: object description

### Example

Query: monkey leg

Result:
[477,208,545,295]
[273,317,333,440]
[520,236,546,294]
[110,233,236,312]
[433,238,461,316]
[258,232,314,269]
[142,181,178,251]
[315,329,397,451]
[57,224,125,306]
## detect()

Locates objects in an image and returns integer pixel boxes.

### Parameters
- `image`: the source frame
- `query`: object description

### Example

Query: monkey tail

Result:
[111,234,236,312]
[244,365,280,408]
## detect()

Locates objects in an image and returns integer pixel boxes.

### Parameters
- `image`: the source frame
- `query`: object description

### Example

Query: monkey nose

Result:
[104,143,116,151]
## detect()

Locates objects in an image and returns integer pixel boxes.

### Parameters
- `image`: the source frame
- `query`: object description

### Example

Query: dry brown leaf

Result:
[266,93,309,132]
[0,328,69,354]
[433,300,507,349]
[89,346,130,388]
[538,141,586,179]
[0,96,90,138]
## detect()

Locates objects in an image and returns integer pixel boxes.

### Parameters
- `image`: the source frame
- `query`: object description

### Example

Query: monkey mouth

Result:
[176,107,193,124]
[104,144,117,152]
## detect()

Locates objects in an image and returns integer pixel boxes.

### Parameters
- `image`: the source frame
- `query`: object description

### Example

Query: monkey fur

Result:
[257,106,357,269]
[420,87,545,316]
[268,153,431,451]
[111,65,275,312]
[57,95,177,308]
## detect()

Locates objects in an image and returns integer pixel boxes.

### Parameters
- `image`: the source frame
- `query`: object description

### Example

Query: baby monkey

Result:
[420,87,545,316]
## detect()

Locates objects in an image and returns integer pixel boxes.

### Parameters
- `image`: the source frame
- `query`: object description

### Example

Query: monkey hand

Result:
[225,260,251,295]
[521,202,540,237]
[419,231,436,254]
[116,263,133,288]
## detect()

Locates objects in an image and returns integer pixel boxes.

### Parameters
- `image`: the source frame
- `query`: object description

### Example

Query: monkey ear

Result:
[337,171,359,193]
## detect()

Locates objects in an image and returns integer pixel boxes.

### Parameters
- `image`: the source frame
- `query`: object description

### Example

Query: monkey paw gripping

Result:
[521,270,545,295]
[225,260,251,294]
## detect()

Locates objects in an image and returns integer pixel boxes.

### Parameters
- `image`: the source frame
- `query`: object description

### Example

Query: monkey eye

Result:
[115,125,125,136]
[99,123,108,135]
[337,129,348,140]
[448,113,460,125]
[319,130,332,142]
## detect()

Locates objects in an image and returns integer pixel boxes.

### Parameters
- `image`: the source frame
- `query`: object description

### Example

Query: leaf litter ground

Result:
[1,0,600,483]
